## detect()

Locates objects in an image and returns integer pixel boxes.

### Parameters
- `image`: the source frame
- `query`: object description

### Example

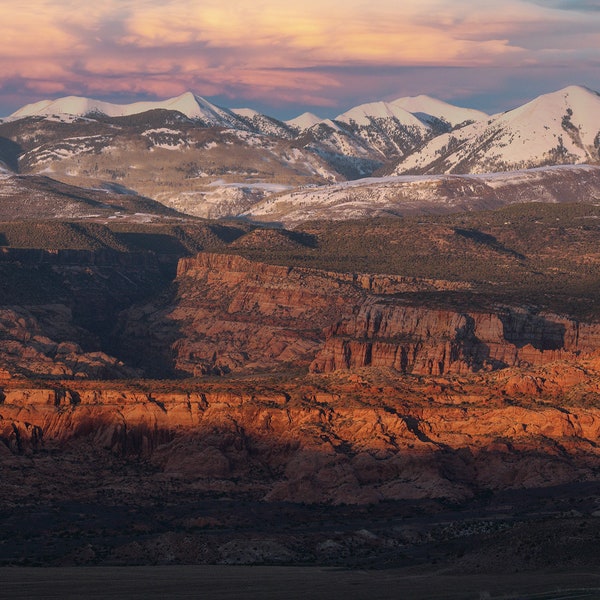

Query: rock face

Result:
[119,253,364,376]
[2,248,600,382]
[311,303,600,375]
[122,252,600,378]
[2,361,600,505]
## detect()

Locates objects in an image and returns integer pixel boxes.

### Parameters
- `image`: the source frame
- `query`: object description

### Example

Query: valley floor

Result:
[1,565,600,599]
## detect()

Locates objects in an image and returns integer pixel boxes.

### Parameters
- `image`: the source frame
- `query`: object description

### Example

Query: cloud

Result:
[526,0,600,11]
[115,0,531,67]
[0,0,598,116]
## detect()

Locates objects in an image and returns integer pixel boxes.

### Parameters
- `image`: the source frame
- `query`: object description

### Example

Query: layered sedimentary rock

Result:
[2,361,600,505]
[119,253,363,375]
[311,303,600,375]
[124,252,600,378]
[2,248,600,381]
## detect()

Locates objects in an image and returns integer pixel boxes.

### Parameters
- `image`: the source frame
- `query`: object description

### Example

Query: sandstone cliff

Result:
[311,302,600,375]
[121,252,600,378]
[2,362,600,505]
[3,248,598,381]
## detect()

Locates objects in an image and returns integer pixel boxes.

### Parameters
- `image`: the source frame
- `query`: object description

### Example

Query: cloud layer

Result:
[1,0,599,116]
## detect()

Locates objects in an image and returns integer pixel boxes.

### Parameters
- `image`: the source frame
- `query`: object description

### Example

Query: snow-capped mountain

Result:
[2,84,600,222]
[231,108,293,138]
[292,101,437,178]
[1,104,341,219]
[392,85,600,175]
[391,95,487,128]
[333,100,432,157]
[286,112,323,131]
[335,101,427,129]
[8,92,249,130]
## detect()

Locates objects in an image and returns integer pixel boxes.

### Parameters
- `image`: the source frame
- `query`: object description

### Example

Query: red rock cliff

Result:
[126,252,600,377]
[311,302,600,375]
[2,363,600,504]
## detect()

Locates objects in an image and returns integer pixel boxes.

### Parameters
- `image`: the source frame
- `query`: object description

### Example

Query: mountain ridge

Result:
[8,91,249,129]
[392,84,600,175]
[1,84,599,223]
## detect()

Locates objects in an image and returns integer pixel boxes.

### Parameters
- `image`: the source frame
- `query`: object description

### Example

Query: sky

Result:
[0,0,599,119]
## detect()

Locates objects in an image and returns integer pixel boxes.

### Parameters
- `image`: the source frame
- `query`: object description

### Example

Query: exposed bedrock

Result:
[310,303,600,375]
[125,252,600,377]
[2,373,600,504]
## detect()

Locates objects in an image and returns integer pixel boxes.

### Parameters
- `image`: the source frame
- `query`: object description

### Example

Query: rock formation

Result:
[2,249,600,506]
[121,252,600,378]
[1,359,600,505]
[311,303,600,375]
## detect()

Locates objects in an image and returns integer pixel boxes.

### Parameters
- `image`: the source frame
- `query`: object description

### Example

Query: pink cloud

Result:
[0,0,598,115]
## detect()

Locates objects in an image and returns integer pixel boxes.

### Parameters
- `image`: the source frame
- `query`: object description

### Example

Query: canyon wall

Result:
[311,302,600,375]
[2,367,600,505]
[2,249,600,380]
[128,252,600,377]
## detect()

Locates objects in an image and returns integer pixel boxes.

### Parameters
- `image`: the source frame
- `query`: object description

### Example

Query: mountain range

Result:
[1,84,599,222]
[4,85,600,579]
[391,86,600,175]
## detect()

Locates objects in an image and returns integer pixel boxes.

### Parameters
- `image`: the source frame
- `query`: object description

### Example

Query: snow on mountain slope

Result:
[336,101,427,129]
[298,119,385,179]
[243,165,600,226]
[0,172,183,220]
[289,99,486,178]
[393,85,600,175]
[232,108,292,138]
[392,95,488,127]
[294,101,433,177]
[286,112,323,130]
[8,92,248,129]
[496,85,600,148]
[5,84,600,195]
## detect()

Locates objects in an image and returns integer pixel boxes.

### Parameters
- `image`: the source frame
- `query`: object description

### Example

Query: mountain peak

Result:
[7,91,248,129]
[232,108,261,118]
[393,84,600,175]
[392,95,488,127]
[504,84,600,124]
[336,101,427,128]
[559,84,599,97]
[286,112,322,130]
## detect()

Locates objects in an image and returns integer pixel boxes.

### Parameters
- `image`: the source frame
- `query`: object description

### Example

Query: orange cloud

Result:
[116,0,536,67]
[0,0,598,114]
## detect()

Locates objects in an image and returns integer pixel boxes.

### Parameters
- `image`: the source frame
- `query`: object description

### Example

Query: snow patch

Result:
[286,112,323,130]
[336,101,428,129]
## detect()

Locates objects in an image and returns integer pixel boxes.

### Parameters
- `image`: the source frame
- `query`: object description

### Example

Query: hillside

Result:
[1,86,599,221]
[0,112,339,218]
[393,85,600,174]
[0,172,186,221]
[243,164,600,225]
